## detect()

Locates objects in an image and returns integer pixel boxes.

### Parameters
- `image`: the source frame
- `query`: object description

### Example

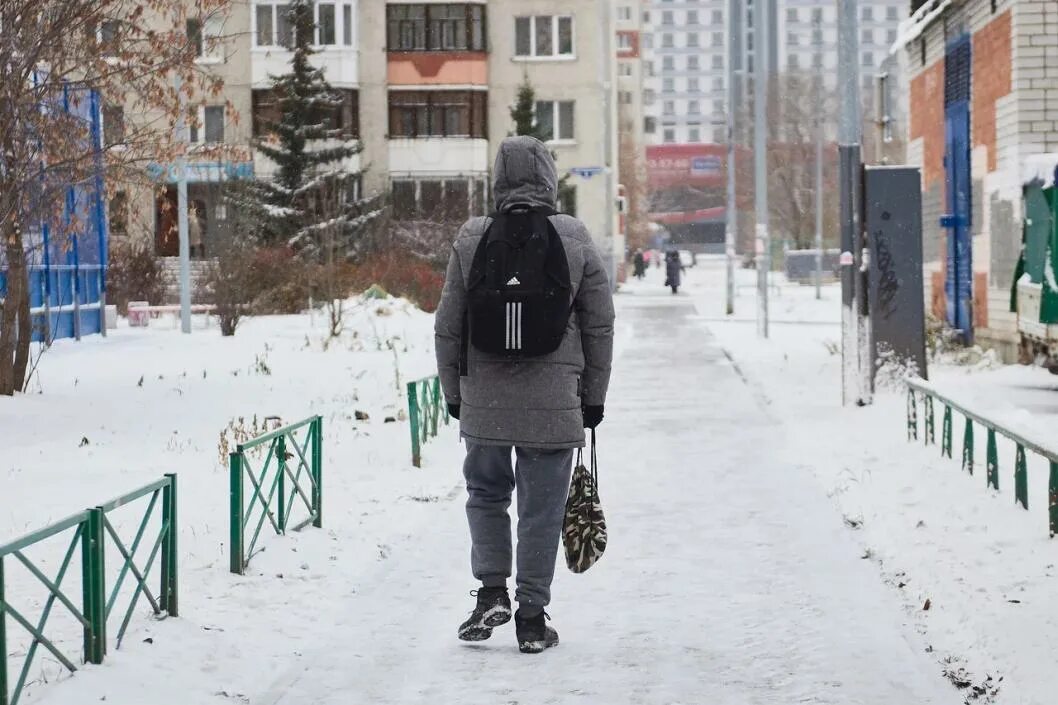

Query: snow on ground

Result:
[6,258,1055,705]
[1,294,463,705]
[253,274,955,705]
[684,259,1058,704]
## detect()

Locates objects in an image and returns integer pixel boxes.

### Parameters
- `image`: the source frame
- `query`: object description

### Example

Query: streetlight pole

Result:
[725,0,739,316]
[753,0,770,338]
[814,14,824,301]
[838,0,867,404]
[174,75,191,334]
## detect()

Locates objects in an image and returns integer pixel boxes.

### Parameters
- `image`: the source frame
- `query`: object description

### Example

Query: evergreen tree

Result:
[233,0,378,257]
[509,73,576,215]
[510,74,546,141]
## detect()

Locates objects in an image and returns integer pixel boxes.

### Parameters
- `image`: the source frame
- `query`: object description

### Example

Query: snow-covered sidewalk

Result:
[253,285,954,705]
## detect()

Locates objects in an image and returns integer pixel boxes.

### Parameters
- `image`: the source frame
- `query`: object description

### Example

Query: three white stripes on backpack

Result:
[505,302,522,350]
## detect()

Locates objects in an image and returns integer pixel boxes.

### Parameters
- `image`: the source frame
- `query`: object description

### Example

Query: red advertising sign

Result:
[646,144,727,189]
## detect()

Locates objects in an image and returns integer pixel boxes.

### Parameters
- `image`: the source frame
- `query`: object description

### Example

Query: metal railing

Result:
[906,377,1058,536]
[0,475,178,705]
[407,376,450,468]
[229,416,323,574]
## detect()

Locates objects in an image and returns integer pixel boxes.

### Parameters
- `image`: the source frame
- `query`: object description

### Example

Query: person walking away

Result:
[435,136,615,654]
[665,249,683,294]
[633,248,646,279]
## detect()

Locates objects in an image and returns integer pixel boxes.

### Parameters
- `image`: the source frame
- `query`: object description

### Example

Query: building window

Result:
[645,116,657,133]
[713,10,723,24]
[514,15,573,58]
[255,2,356,48]
[254,88,359,138]
[887,29,898,44]
[786,8,798,22]
[888,6,899,20]
[812,8,823,23]
[103,104,125,146]
[688,100,700,114]
[663,100,675,115]
[662,33,673,48]
[861,29,873,45]
[642,33,653,49]
[861,6,873,21]
[109,191,129,238]
[712,55,723,69]
[788,53,799,69]
[712,32,723,46]
[662,11,674,25]
[663,128,676,143]
[619,91,633,105]
[188,15,224,61]
[688,10,699,24]
[813,52,823,68]
[534,100,575,141]
[788,32,799,46]
[617,33,633,50]
[190,105,225,144]
[713,77,724,91]
[687,55,700,71]
[688,77,700,92]
[317,2,336,45]
[663,56,675,71]
[619,63,634,77]
[643,89,656,105]
[862,51,873,67]
[391,178,485,222]
[687,33,700,48]
[714,126,725,143]
[747,32,754,50]
[388,90,487,138]
[663,78,674,92]
[618,6,632,21]
[812,29,823,45]
[387,4,486,51]
[688,127,701,142]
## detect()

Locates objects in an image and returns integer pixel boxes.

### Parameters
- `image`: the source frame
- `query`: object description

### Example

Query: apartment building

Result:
[616,1,647,148]
[778,0,906,153]
[117,1,621,287]
[900,0,1058,360]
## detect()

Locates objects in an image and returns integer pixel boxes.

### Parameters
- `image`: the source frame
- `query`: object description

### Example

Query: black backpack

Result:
[463,207,572,361]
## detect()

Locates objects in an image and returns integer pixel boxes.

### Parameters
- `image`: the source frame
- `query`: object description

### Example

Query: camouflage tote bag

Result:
[563,429,607,573]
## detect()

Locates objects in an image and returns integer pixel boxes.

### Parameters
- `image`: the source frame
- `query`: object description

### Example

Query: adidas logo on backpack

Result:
[464,208,572,359]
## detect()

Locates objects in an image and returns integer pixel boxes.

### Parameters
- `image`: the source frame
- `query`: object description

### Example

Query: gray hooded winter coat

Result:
[434,136,616,449]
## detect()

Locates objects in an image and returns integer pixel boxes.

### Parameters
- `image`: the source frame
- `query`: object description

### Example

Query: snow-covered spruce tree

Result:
[230,0,379,333]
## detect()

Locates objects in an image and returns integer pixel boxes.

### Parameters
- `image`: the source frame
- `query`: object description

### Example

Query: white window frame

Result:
[617,33,633,50]
[189,105,227,145]
[534,100,576,143]
[618,6,632,21]
[252,1,356,50]
[514,15,576,60]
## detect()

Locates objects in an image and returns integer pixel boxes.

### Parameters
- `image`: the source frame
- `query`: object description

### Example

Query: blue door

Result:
[942,35,973,342]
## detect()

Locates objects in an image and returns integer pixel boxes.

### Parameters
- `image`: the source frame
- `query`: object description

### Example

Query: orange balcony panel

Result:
[387,52,488,86]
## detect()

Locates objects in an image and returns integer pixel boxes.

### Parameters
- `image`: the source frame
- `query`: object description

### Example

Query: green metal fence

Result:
[229,416,323,574]
[906,377,1058,536]
[407,375,451,468]
[0,475,178,705]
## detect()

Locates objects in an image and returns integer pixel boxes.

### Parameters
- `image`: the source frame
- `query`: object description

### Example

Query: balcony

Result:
[252,47,359,87]
[388,138,489,175]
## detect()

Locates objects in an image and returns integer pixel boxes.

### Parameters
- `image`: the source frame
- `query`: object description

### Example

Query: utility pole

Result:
[725,0,739,316]
[813,13,824,301]
[753,0,770,338]
[838,0,868,404]
[175,76,191,334]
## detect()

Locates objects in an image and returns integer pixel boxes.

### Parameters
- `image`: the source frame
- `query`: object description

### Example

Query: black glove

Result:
[447,402,461,420]
[582,405,604,429]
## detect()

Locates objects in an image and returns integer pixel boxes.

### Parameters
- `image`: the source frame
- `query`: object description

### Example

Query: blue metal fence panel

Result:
[0,85,107,344]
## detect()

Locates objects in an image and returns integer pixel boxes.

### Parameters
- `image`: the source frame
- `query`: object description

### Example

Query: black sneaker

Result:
[515,609,559,654]
[457,587,512,642]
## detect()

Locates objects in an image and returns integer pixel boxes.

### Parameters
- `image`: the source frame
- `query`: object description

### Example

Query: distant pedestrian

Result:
[665,249,683,294]
[633,249,647,279]
[435,136,616,654]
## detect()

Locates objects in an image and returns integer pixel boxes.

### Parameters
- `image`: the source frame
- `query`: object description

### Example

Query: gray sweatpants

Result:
[463,443,574,613]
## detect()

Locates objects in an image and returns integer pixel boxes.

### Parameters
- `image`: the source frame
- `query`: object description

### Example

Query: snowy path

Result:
[255,287,955,705]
